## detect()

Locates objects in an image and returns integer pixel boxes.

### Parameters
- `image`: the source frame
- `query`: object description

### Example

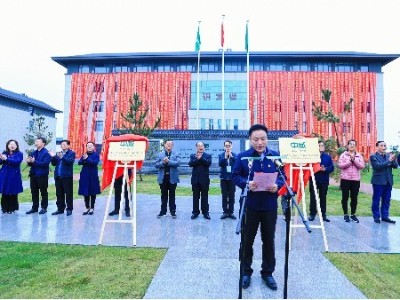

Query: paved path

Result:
[1,192,399,299]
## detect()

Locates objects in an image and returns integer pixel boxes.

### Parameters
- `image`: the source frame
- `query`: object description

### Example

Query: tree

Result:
[23,113,54,154]
[312,89,353,151]
[120,93,161,136]
[120,92,161,180]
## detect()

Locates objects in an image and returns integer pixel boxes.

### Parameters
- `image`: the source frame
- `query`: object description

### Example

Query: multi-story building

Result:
[52,51,399,157]
[0,87,61,154]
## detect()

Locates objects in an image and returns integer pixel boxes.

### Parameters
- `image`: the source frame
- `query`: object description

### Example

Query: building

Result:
[52,51,399,157]
[0,87,61,154]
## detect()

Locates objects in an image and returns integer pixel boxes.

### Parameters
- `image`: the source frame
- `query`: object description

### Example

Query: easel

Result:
[288,163,329,251]
[98,160,138,246]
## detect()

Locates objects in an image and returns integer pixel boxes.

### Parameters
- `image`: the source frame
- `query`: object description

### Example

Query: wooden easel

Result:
[98,160,138,246]
[288,163,329,251]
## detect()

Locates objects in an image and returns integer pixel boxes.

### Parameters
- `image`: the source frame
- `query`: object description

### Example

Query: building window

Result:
[302,121,307,133]
[200,118,206,130]
[233,119,239,130]
[209,119,214,130]
[79,65,90,73]
[217,119,222,129]
[225,119,230,129]
[360,65,369,72]
[95,121,104,132]
[92,101,104,112]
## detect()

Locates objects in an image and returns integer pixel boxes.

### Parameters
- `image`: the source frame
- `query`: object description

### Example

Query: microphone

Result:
[272,159,283,169]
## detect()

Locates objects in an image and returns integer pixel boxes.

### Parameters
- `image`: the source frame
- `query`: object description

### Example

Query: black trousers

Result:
[242,208,277,276]
[84,195,97,209]
[192,183,209,215]
[114,176,130,211]
[309,181,329,217]
[340,179,361,215]
[55,177,74,211]
[159,174,177,214]
[30,175,49,210]
[1,194,19,212]
[221,179,236,214]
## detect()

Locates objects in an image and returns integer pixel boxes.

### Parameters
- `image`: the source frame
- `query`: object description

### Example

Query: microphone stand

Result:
[276,165,312,299]
[235,162,252,299]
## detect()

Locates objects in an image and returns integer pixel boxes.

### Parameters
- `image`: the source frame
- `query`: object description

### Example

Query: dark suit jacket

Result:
[189,152,212,186]
[370,152,398,185]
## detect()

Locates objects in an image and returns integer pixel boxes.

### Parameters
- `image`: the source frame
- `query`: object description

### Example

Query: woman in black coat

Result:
[78,142,101,215]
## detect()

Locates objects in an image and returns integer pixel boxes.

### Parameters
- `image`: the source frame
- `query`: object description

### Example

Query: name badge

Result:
[226,166,232,173]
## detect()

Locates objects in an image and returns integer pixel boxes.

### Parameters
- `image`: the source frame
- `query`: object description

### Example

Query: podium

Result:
[98,135,148,246]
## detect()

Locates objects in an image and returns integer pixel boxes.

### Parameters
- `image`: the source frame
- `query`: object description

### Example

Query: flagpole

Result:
[221,15,225,130]
[246,20,250,129]
[196,21,201,129]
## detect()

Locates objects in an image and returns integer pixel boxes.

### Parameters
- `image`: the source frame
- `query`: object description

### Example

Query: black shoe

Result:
[171,212,177,219]
[109,210,119,216]
[39,208,47,215]
[344,214,350,222]
[125,209,131,217]
[220,213,228,219]
[242,275,251,289]
[51,210,64,215]
[308,215,315,221]
[88,209,94,215]
[350,215,359,223]
[203,213,211,220]
[382,217,396,224]
[323,216,330,222]
[26,209,38,214]
[262,275,278,290]
[374,218,381,223]
[157,212,166,218]
[229,214,237,220]
[191,214,199,219]
[83,209,90,215]
[66,210,72,216]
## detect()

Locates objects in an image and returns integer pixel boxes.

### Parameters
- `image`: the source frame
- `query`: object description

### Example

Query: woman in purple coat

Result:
[0,139,23,213]
[78,142,101,215]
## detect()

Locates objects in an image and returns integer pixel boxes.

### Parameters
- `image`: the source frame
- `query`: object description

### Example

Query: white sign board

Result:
[108,141,146,161]
[279,137,320,164]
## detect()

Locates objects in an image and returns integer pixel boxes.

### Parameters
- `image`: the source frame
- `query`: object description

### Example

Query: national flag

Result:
[195,25,201,52]
[245,22,249,53]
[221,22,224,47]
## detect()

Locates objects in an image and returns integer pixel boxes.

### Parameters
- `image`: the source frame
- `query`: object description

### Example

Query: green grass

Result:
[0,241,166,299]
[324,253,400,299]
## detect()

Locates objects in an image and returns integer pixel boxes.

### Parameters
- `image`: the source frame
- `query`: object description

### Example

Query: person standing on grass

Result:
[26,137,51,215]
[49,139,76,216]
[155,139,181,219]
[337,139,365,223]
[370,140,398,224]
[308,140,334,222]
[78,142,101,215]
[0,139,23,214]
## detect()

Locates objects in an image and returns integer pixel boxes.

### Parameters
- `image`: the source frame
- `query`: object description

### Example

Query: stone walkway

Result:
[1,191,399,299]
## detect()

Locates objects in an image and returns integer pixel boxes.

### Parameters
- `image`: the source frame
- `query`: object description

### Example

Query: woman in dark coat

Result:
[78,142,101,215]
[0,139,23,213]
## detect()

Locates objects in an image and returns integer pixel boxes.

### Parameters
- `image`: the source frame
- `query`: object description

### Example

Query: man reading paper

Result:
[233,124,285,291]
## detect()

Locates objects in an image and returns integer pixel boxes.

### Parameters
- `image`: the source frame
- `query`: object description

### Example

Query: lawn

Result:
[0,242,166,299]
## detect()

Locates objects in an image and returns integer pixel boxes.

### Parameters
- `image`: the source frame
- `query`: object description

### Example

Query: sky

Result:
[1,0,400,145]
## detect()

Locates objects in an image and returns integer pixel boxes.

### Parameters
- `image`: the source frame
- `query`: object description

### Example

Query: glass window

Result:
[209,119,214,130]
[79,65,90,73]
[302,121,307,133]
[360,65,369,72]
[233,119,239,130]
[93,101,104,112]
[94,65,106,73]
[226,119,230,129]
[95,121,104,132]
[217,119,222,129]
[200,118,206,130]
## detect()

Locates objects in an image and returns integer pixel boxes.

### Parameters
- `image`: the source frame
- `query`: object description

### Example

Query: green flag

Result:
[245,23,249,53]
[195,25,201,52]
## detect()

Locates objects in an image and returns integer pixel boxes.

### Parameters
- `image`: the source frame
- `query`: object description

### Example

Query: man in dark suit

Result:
[49,139,76,216]
[189,141,212,220]
[370,140,398,224]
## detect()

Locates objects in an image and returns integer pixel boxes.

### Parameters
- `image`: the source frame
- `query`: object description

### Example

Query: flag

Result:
[195,25,201,52]
[221,22,224,47]
[245,23,249,53]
